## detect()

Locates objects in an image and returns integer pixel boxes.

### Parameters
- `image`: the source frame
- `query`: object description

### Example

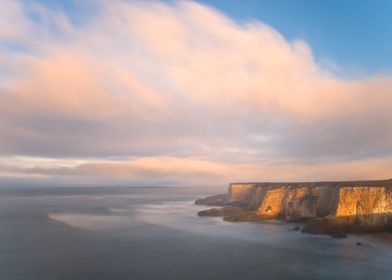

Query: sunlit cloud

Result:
[0,0,391,185]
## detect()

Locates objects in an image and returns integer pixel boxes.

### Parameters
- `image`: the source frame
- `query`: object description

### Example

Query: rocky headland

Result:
[196,180,392,237]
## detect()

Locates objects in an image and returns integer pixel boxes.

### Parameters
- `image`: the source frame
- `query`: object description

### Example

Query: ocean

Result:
[0,186,391,280]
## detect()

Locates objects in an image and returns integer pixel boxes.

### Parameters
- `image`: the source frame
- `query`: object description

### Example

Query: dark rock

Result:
[223,211,264,222]
[198,207,243,217]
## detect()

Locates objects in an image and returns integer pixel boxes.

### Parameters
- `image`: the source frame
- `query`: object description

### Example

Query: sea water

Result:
[0,186,391,280]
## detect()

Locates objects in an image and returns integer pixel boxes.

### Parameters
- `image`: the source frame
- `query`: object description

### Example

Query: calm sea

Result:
[0,186,391,280]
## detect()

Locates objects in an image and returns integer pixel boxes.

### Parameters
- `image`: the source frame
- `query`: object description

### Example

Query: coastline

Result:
[196,180,392,237]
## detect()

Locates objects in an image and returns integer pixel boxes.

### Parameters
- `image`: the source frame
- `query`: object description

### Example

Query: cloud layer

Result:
[0,0,391,185]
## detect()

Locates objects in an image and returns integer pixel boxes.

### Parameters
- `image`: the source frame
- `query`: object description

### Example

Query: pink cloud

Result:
[0,0,391,185]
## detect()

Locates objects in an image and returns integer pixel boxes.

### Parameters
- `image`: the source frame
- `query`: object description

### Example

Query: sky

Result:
[0,0,391,186]
[201,0,392,75]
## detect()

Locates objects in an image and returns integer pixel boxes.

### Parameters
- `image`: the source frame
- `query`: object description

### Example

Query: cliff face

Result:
[196,180,392,235]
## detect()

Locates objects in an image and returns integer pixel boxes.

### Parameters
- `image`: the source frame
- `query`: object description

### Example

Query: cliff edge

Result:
[196,180,392,236]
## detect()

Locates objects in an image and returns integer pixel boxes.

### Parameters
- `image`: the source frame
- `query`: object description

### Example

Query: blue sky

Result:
[199,0,392,75]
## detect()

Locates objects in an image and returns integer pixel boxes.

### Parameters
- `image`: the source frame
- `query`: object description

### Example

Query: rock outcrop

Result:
[196,180,392,236]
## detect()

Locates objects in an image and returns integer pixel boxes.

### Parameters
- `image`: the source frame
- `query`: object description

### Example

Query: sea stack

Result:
[196,180,392,236]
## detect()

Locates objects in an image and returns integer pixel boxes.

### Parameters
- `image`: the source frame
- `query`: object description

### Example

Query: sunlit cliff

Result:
[196,180,392,236]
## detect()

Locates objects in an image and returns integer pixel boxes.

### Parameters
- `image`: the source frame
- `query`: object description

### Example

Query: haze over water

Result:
[0,186,391,280]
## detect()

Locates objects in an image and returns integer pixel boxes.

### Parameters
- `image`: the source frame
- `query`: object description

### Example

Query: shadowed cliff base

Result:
[196,179,392,236]
[302,214,392,236]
